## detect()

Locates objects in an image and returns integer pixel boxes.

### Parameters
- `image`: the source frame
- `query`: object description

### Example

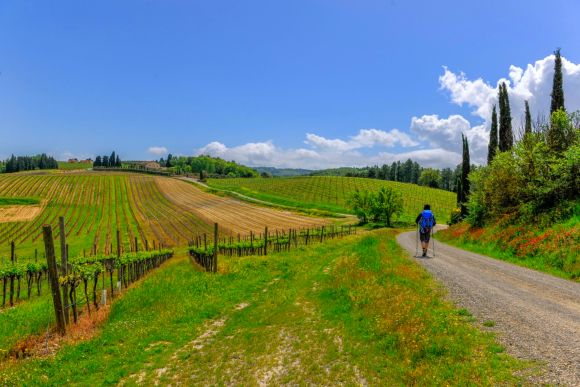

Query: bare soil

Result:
[155,177,329,235]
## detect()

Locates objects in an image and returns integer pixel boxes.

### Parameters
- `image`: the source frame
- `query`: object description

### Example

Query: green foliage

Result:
[369,186,403,226]
[467,122,579,226]
[547,108,575,154]
[348,187,403,226]
[169,155,258,178]
[0,197,40,206]
[418,168,441,188]
[347,189,373,224]
[2,154,58,173]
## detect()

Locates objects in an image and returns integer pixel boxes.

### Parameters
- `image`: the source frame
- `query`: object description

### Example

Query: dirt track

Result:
[397,229,580,386]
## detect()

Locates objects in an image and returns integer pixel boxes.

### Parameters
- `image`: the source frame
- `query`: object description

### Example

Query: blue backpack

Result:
[419,210,434,233]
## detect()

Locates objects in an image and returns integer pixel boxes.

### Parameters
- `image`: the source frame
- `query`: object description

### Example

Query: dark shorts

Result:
[420,230,431,242]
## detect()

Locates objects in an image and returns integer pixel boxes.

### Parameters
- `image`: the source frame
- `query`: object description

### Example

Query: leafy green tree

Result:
[347,189,373,224]
[488,105,498,164]
[547,108,574,154]
[418,168,441,188]
[370,187,403,227]
[550,48,565,114]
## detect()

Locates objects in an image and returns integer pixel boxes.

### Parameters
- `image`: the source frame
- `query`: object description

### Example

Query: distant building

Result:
[144,161,161,170]
[82,159,93,164]
[68,158,79,163]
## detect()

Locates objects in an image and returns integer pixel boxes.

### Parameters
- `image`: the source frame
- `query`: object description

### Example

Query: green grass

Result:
[207,176,456,223]
[0,197,40,206]
[0,230,528,385]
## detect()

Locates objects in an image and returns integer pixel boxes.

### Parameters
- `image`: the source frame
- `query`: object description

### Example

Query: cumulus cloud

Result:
[148,146,168,156]
[305,128,418,151]
[410,114,488,164]
[440,54,580,127]
[196,54,580,169]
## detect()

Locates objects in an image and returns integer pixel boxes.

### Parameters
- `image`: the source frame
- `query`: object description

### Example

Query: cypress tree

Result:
[550,48,565,114]
[498,83,513,152]
[488,105,498,165]
[524,100,532,135]
[116,155,121,167]
[460,134,470,215]
[110,151,116,168]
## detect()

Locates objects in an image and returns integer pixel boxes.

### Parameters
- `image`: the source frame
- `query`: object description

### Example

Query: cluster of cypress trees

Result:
[93,151,121,168]
[457,134,470,214]
[1,154,58,173]
[488,48,568,164]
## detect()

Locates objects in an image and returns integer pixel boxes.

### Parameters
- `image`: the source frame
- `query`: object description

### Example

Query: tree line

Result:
[462,48,579,227]
[1,154,58,173]
[311,160,463,192]
[93,151,121,168]
[160,154,258,178]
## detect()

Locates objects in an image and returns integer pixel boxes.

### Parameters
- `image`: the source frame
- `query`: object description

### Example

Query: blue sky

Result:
[1,0,579,168]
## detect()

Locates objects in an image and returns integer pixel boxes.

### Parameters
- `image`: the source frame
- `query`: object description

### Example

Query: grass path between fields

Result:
[0,230,527,385]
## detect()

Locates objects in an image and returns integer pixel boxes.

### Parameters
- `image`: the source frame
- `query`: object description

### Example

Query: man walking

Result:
[416,204,436,257]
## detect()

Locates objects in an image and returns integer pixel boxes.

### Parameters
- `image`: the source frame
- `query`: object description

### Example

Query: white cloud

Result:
[440,54,580,128]
[196,54,580,170]
[305,128,418,151]
[148,146,168,156]
[410,114,488,164]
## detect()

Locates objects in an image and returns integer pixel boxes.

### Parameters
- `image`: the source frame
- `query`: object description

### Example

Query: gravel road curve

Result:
[397,228,580,386]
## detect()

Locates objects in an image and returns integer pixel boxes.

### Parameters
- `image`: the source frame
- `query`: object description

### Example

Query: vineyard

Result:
[0,172,329,261]
[207,176,457,222]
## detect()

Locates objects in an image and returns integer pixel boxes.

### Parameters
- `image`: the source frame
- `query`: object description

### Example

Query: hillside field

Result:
[207,176,457,223]
[0,172,328,261]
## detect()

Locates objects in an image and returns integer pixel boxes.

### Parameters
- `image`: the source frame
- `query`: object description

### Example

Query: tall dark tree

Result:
[93,156,102,168]
[110,151,116,168]
[498,82,513,152]
[458,134,470,214]
[166,154,173,168]
[102,156,109,167]
[488,105,498,164]
[550,48,565,114]
[115,155,121,167]
[524,100,532,135]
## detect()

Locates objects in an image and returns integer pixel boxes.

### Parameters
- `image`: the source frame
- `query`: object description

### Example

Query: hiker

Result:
[416,204,436,257]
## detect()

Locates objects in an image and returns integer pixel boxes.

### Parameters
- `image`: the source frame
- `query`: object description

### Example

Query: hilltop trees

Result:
[93,152,121,168]
[1,154,58,173]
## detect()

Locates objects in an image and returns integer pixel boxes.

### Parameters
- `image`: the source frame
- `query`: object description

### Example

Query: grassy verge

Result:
[0,231,526,385]
[437,218,579,281]
[0,197,40,206]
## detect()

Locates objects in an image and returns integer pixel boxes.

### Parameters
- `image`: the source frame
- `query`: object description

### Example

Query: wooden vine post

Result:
[58,217,69,325]
[264,226,268,256]
[212,223,218,273]
[10,241,15,263]
[43,225,66,336]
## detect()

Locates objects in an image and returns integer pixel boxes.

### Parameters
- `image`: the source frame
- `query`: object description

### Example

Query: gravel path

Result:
[397,228,580,386]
